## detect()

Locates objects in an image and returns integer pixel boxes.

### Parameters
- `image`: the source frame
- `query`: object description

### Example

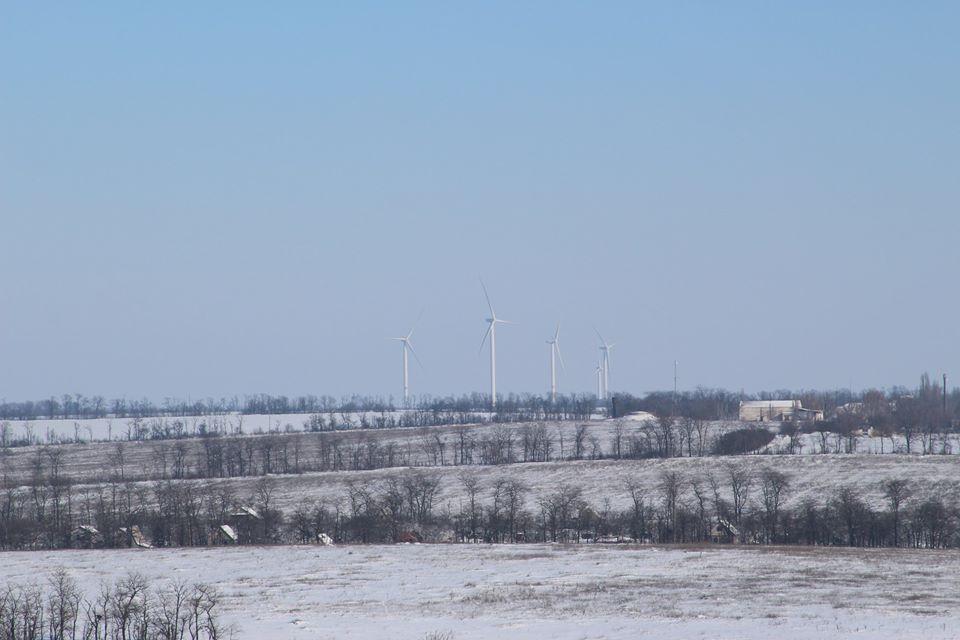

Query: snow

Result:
[4,446,960,515]
[1,544,958,639]
[623,411,656,421]
[0,418,655,485]
[740,400,798,408]
[1,412,413,442]
[5,414,960,517]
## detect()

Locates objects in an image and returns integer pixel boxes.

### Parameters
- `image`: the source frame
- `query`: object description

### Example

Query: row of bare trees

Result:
[620,375,959,423]
[0,569,225,640]
[0,473,283,551]
[0,392,599,426]
[291,469,960,548]
[5,460,959,550]
[11,413,956,505]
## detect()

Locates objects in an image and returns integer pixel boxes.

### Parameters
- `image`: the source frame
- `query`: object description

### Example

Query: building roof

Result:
[231,506,262,519]
[219,524,238,542]
[740,400,800,409]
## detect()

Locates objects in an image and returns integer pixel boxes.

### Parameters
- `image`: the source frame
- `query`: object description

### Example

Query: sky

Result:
[2,2,959,402]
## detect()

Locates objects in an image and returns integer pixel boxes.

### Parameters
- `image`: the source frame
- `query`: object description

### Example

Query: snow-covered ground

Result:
[2,544,958,639]
[238,453,957,512]
[5,409,956,460]
[5,453,959,515]
[1,412,426,442]
[763,430,960,455]
[5,412,960,517]
[0,411,643,445]
[0,416,664,484]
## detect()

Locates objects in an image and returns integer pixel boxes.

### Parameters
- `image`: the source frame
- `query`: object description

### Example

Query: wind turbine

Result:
[479,280,513,409]
[390,319,422,404]
[595,328,615,400]
[546,323,565,402]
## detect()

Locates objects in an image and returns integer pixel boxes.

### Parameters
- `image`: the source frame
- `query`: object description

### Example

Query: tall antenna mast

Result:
[673,360,679,416]
[944,372,949,417]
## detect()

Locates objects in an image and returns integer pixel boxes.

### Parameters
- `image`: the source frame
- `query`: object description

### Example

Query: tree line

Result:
[0,392,598,423]
[1,465,958,552]
[617,373,957,424]
[5,408,959,493]
[3,372,956,433]
[0,569,226,640]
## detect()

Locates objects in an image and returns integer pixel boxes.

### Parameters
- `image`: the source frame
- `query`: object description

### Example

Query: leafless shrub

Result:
[0,571,227,640]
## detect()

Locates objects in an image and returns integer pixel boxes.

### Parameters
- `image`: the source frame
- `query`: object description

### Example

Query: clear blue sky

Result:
[2,2,958,402]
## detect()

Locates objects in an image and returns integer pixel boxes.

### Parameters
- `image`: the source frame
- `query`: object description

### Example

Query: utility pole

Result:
[672,360,679,417]
[944,372,948,416]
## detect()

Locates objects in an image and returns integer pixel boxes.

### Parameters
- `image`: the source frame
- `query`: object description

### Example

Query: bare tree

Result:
[46,568,81,640]
[459,474,482,541]
[758,469,790,543]
[726,464,753,527]
[502,480,527,542]
[572,424,588,460]
[610,419,625,459]
[659,471,684,542]
[625,480,649,542]
[883,478,912,547]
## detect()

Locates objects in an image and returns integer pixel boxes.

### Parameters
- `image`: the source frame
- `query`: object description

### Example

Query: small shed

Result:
[739,400,822,422]
[227,506,264,543]
[398,530,422,544]
[710,519,740,544]
[214,524,238,545]
[72,525,102,548]
[116,525,152,549]
[231,506,262,520]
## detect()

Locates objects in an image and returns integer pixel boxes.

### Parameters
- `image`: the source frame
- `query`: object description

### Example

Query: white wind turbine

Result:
[547,323,565,402]
[479,280,513,409]
[595,328,615,400]
[390,318,423,404]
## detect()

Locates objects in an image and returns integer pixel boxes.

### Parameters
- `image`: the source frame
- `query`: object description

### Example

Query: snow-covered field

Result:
[5,449,960,514]
[1,411,645,444]
[2,412,425,442]
[2,544,958,639]
[7,410,953,464]
[227,453,958,512]
[5,411,960,520]
[0,415,662,484]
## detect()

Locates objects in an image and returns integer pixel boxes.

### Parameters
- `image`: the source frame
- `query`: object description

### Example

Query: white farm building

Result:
[739,400,823,422]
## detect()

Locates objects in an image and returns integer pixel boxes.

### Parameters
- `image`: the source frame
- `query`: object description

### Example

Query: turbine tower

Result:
[546,323,565,402]
[479,280,512,409]
[390,321,422,404]
[595,328,615,400]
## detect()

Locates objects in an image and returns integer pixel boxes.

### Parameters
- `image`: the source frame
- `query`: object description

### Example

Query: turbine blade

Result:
[594,326,607,346]
[479,321,493,354]
[407,341,425,369]
[407,307,425,340]
[555,341,566,371]
[553,322,561,342]
[480,279,496,318]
